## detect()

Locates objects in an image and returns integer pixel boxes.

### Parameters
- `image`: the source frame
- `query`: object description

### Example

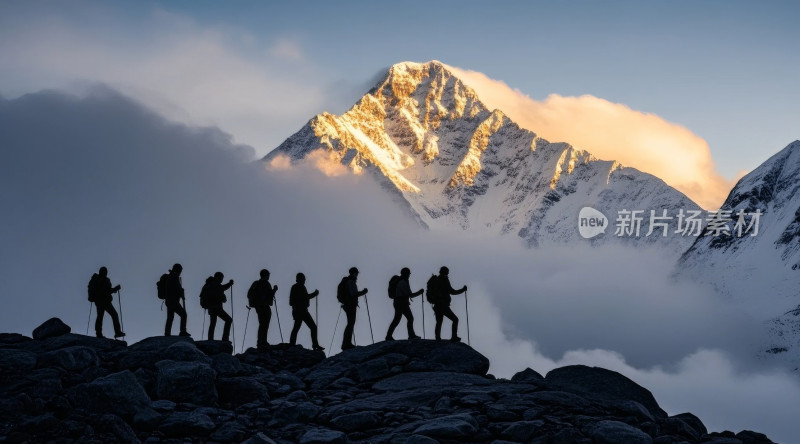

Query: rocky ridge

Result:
[0,318,775,444]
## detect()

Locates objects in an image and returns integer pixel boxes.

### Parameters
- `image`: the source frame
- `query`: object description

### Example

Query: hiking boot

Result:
[96,333,105,338]
[114,331,125,338]
[178,331,191,337]
[385,336,395,341]
[312,345,325,351]
[409,335,421,340]
[341,343,355,350]
[450,336,461,342]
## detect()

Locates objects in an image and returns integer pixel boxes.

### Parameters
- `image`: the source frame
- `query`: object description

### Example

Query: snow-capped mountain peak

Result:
[265,61,700,253]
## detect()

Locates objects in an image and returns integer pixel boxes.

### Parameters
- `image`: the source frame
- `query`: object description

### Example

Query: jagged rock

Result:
[195,339,234,356]
[212,353,244,376]
[304,341,488,389]
[158,411,216,437]
[117,336,196,370]
[209,420,247,442]
[546,365,667,418]
[151,399,176,412]
[94,413,141,444]
[373,372,491,392]
[404,435,439,444]
[269,400,321,426]
[241,432,279,444]
[736,430,773,444]
[0,333,31,345]
[511,367,545,384]
[413,413,479,439]
[24,333,125,353]
[0,349,37,374]
[583,420,653,444]
[217,377,270,406]
[299,428,348,444]
[502,420,545,441]
[69,370,156,421]
[38,346,99,371]
[32,318,71,340]
[164,340,211,363]
[155,360,217,405]
[238,343,325,372]
[330,411,382,432]
[674,412,708,436]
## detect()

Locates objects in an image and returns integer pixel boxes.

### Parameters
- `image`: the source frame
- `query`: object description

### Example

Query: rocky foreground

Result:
[0,318,775,444]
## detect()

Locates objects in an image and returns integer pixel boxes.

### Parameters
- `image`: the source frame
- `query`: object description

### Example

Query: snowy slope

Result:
[266,61,701,256]
[677,141,800,367]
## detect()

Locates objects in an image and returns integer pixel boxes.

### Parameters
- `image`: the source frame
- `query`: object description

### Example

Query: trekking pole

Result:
[86,303,92,335]
[465,289,470,346]
[421,294,426,339]
[230,284,236,353]
[364,294,375,344]
[117,290,125,338]
[242,306,251,351]
[274,298,284,343]
[328,306,342,357]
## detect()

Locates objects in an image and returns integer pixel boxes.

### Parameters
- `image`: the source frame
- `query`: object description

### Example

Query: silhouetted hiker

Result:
[247,269,278,349]
[289,273,324,351]
[87,267,124,338]
[202,272,234,342]
[338,267,368,350]
[429,266,467,342]
[386,267,423,340]
[159,264,190,337]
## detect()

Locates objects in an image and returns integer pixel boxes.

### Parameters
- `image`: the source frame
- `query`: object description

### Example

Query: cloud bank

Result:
[0,88,796,442]
[447,65,738,210]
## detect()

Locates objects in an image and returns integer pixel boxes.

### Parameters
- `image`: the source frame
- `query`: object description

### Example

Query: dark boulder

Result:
[155,360,218,405]
[546,365,667,418]
[238,343,325,373]
[158,411,216,437]
[583,420,653,444]
[413,413,479,439]
[0,349,38,374]
[217,377,270,407]
[38,346,100,372]
[511,367,545,383]
[32,318,71,340]
[195,339,234,356]
[69,370,156,421]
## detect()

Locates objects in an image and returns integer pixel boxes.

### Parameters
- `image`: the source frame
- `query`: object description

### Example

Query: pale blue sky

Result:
[1,0,798,178]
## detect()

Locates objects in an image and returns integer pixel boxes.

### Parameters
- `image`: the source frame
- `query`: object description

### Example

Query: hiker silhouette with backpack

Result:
[428,266,467,342]
[87,267,124,339]
[159,264,190,337]
[202,272,234,342]
[289,273,324,351]
[338,267,368,350]
[247,269,278,349]
[386,267,423,341]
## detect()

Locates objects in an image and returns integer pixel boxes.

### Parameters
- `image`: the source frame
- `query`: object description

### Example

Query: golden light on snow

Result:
[267,154,292,171]
[447,64,738,209]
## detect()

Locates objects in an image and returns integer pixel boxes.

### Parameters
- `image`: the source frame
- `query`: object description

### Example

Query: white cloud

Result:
[446,65,739,209]
[0,9,325,155]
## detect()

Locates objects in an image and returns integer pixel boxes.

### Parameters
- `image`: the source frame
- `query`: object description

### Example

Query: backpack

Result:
[336,277,349,305]
[156,273,169,300]
[247,281,260,307]
[388,275,401,299]
[87,274,101,302]
[426,274,441,305]
[199,277,214,309]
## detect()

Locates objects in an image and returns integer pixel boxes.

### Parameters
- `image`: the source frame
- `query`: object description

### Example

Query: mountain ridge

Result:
[265,61,701,254]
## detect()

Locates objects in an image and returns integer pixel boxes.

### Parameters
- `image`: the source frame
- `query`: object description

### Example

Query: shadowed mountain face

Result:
[265,61,701,255]
[0,318,776,443]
